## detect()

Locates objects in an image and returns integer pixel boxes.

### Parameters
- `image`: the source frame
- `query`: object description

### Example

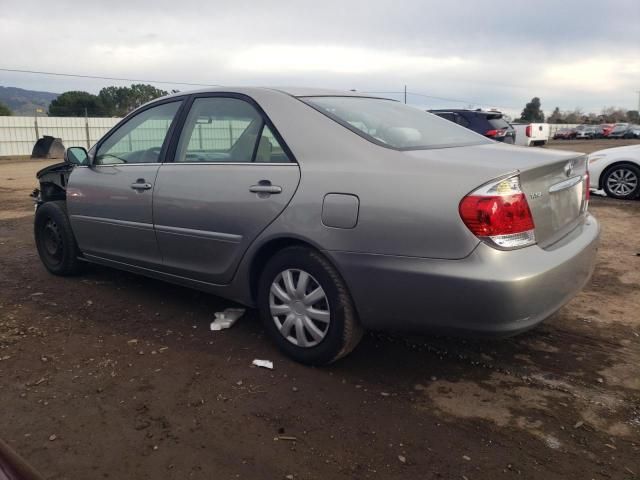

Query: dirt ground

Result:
[1,142,639,479]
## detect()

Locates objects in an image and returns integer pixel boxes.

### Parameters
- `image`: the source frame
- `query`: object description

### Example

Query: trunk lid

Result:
[518,153,588,247]
[403,143,589,248]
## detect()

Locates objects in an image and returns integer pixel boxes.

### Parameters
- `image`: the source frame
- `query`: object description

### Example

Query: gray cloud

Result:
[1,0,639,116]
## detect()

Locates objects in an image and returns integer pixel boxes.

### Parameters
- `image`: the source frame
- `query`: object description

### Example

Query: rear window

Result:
[302,97,489,150]
[486,116,510,129]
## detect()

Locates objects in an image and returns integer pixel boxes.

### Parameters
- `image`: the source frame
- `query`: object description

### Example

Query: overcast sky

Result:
[1,0,639,116]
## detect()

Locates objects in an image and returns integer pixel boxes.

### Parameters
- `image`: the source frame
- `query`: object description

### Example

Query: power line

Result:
[1,66,523,109]
[361,91,472,103]
[0,67,220,88]
[361,90,518,110]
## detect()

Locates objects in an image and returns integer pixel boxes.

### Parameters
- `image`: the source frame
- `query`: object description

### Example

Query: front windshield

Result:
[303,96,489,150]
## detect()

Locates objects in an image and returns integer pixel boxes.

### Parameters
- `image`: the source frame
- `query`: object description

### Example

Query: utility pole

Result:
[84,107,90,149]
[34,108,41,140]
[404,85,407,104]
[637,90,640,113]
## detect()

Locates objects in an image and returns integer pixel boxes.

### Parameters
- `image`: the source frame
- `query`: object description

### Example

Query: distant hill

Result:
[0,86,59,115]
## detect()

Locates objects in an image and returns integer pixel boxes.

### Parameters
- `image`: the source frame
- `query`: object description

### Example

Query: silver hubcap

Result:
[607,168,638,196]
[269,269,330,347]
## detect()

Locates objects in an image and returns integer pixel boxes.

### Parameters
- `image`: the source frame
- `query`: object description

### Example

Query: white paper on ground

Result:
[210,308,246,331]
[252,359,274,370]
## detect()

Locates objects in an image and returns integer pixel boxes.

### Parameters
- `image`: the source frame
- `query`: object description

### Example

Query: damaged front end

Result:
[31,162,73,209]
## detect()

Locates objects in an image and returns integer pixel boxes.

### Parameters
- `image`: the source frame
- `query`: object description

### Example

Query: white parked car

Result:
[589,145,640,199]
[512,123,549,146]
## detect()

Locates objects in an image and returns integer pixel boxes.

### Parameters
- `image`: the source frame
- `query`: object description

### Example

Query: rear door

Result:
[153,94,301,284]
[67,100,183,267]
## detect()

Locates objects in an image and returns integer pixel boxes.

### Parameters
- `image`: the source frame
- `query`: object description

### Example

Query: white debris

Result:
[252,359,274,370]
[210,308,245,331]
[545,435,561,450]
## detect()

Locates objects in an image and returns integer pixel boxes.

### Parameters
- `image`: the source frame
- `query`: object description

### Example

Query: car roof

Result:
[162,86,387,100]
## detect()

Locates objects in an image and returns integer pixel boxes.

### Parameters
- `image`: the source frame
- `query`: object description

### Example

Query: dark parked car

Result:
[428,109,516,144]
[607,124,634,139]
[553,128,577,140]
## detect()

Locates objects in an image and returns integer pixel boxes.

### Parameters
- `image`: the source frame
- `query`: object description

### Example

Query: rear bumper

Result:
[328,214,600,336]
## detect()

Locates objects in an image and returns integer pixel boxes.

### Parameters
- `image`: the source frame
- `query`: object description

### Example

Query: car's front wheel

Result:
[602,164,640,200]
[257,246,363,365]
[34,201,83,275]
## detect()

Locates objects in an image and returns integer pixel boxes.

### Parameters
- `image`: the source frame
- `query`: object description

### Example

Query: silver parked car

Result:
[34,88,600,364]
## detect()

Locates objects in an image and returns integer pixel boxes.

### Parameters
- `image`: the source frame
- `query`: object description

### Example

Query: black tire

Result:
[502,136,514,145]
[34,201,83,275]
[257,246,363,365]
[602,164,640,200]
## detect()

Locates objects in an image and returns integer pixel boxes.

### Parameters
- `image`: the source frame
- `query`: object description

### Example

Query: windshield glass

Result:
[303,96,489,149]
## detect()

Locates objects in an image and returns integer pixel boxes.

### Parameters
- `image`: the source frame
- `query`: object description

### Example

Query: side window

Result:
[455,114,470,128]
[95,101,181,165]
[436,113,455,122]
[255,125,291,163]
[175,97,291,163]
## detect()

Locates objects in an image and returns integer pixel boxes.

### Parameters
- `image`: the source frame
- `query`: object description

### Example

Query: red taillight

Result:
[585,171,590,202]
[525,125,532,137]
[460,193,535,237]
[485,129,506,137]
[459,175,536,249]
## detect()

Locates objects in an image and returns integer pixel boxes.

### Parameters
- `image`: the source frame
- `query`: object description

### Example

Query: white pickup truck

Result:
[512,123,550,147]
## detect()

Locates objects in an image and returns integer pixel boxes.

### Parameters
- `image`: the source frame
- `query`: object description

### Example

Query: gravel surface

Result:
[0,149,639,479]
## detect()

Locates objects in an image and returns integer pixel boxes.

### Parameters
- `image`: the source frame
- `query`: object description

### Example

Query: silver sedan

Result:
[34,88,600,364]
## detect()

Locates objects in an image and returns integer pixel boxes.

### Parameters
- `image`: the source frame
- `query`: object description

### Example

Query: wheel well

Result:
[39,181,66,203]
[248,237,320,303]
[599,161,640,190]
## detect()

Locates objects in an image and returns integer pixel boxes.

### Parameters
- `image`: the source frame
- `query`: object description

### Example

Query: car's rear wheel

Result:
[257,246,363,365]
[602,164,640,200]
[34,201,83,275]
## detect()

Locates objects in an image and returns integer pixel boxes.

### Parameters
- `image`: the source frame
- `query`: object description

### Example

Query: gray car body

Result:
[62,87,600,336]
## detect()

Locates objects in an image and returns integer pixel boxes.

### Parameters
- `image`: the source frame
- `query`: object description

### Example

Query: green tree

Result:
[48,91,107,116]
[0,101,11,116]
[548,106,563,124]
[519,97,544,122]
[98,84,168,116]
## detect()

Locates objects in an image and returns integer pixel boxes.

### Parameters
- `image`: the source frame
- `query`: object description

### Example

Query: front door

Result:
[153,95,301,284]
[67,100,183,268]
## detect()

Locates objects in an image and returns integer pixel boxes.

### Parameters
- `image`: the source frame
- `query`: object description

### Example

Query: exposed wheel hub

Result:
[43,219,62,259]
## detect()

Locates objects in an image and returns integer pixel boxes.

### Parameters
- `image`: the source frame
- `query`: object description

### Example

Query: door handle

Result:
[130,180,152,191]
[250,181,282,194]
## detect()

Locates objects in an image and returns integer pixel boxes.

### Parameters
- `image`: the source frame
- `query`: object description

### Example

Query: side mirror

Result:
[65,147,89,166]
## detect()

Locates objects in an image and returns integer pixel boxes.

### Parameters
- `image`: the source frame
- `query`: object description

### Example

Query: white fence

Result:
[1,116,265,158]
[0,116,121,157]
